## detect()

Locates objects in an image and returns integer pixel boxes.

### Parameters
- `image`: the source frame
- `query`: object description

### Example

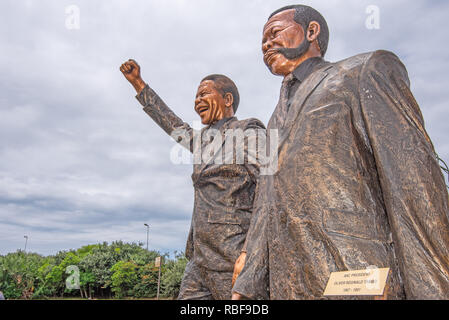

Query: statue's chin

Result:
[270,69,285,77]
[268,65,288,77]
[266,64,277,75]
[267,59,290,77]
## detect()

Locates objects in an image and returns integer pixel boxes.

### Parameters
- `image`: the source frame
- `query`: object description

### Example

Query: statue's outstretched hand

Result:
[120,59,146,93]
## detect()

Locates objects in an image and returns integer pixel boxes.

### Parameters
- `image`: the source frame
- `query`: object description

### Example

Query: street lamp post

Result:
[144,224,149,250]
[24,235,28,252]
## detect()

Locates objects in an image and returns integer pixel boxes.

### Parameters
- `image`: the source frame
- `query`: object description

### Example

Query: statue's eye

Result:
[272,28,282,37]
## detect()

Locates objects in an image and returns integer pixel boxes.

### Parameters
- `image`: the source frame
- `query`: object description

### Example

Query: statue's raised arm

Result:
[120,59,194,151]
[120,62,266,300]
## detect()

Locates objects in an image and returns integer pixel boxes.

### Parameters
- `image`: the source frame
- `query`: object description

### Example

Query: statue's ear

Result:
[307,21,321,42]
[224,92,234,109]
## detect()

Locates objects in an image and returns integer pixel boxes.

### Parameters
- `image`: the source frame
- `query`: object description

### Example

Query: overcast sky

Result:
[1,0,448,256]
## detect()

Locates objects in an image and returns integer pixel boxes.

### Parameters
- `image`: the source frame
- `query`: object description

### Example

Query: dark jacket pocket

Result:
[208,208,251,228]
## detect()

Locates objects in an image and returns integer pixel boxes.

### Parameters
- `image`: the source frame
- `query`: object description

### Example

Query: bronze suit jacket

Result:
[136,86,265,272]
[233,50,449,299]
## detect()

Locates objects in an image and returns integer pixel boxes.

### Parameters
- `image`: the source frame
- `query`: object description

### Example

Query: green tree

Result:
[44,251,81,297]
[161,252,187,299]
[79,270,96,299]
[0,242,182,300]
[33,257,56,298]
[0,251,45,299]
[0,254,23,299]
[78,241,158,297]
[133,262,159,298]
[110,261,139,298]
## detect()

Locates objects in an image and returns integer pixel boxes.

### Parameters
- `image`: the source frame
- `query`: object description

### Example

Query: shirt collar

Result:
[291,56,327,83]
[209,116,236,130]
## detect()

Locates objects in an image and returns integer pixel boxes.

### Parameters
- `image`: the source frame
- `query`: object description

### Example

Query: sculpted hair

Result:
[269,4,329,57]
[201,74,240,114]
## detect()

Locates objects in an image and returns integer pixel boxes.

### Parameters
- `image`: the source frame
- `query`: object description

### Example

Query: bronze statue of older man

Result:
[120,60,265,299]
[232,4,449,300]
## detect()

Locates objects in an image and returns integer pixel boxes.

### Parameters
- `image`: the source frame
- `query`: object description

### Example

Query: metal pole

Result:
[24,235,28,252]
[157,262,161,300]
[144,224,149,250]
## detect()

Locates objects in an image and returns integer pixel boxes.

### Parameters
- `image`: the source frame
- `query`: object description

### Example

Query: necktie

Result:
[271,73,295,130]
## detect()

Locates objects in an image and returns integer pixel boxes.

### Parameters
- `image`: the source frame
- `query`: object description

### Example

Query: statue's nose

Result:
[262,39,273,52]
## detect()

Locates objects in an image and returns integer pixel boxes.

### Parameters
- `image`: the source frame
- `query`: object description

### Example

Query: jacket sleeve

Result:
[136,85,194,152]
[242,118,267,182]
[359,50,449,299]
[240,118,266,253]
[185,223,194,260]
[232,119,270,299]
[232,177,270,300]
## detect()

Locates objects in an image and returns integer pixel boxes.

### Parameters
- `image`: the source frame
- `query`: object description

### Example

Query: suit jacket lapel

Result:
[197,117,237,174]
[277,65,333,151]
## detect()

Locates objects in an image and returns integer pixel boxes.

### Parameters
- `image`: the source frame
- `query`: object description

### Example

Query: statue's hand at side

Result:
[120,59,146,94]
[231,252,246,299]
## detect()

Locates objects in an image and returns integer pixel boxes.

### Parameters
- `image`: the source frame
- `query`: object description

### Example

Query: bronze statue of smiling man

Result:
[120,60,265,300]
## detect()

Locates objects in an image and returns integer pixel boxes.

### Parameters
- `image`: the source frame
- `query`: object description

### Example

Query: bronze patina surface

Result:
[233,5,449,300]
[121,60,265,299]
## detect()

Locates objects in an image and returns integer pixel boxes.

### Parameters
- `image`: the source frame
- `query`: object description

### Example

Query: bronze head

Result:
[262,5,329,76]
[195,74,239,125]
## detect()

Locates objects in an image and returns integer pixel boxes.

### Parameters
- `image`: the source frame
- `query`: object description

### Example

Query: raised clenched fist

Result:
[120,59,146,93]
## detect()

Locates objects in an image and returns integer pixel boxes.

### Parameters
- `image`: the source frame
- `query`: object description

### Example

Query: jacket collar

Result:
[291,56,328,84]
[208,116,236,130]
